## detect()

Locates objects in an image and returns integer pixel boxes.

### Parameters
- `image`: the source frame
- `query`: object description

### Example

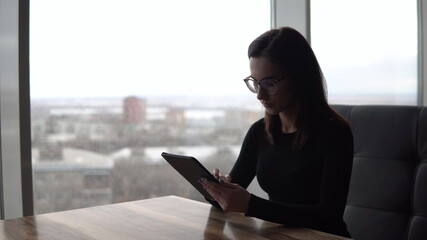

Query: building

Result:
[123,96,146,124]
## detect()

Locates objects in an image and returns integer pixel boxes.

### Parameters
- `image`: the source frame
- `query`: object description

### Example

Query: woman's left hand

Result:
[200,178,251,213]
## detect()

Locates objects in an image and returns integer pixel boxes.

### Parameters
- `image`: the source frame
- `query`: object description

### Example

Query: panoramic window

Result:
[311,0,418,105]
[30,0,270,214]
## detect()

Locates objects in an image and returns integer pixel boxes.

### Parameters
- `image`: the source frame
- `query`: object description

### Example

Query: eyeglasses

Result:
[243,76,286,95]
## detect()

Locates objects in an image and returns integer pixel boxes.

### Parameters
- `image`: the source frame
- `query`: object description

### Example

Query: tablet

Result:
[161,152,220,204]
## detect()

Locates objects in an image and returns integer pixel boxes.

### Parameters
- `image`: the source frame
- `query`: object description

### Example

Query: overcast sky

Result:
[30,0,417,104]
[311,0,417,100]
[30,0,270,99]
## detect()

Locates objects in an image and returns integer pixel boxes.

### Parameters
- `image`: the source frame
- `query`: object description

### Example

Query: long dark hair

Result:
[248,27,346,148]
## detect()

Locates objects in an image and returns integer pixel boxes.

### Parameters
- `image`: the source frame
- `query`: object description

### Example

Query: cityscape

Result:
[30,93,417,214]
[31,95,263,214]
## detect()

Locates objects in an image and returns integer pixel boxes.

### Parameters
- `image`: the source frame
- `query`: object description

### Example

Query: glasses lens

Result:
[260,80,276,94]
[244,78,258,93]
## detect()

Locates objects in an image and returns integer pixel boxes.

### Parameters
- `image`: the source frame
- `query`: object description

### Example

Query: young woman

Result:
[199,27,354,238]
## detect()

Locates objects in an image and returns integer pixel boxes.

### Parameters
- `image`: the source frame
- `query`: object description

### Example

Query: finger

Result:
[206,183,224,196]
[218,180,240,189]
[203,178,222,188]
[225,175,232,182]
[218,176,227,183]
[199,179,216,198]
[204,183,242,211]
[202,178,238,191]
[203,181,227,200]
[205,188,227,211]
[203,179,233,196]
[212,168,220,178]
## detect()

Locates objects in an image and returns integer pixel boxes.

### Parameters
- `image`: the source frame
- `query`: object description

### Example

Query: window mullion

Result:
[0,0,24,219]
[271,0,310,40]
[419,0,427,106]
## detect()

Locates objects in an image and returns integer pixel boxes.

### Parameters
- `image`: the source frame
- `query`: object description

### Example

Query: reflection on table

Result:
[0,195,351,240]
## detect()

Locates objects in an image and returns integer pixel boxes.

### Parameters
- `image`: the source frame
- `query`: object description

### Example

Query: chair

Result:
[332,105,427,240]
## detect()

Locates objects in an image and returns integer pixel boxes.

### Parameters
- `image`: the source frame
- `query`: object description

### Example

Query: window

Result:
[311,0,418,105]
[30,0,270,214]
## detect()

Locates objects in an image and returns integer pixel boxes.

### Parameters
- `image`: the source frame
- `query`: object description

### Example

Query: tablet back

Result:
[161,152,218,200]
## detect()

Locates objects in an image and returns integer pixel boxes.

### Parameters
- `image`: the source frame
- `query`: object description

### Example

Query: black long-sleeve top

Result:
[230,117,353,237]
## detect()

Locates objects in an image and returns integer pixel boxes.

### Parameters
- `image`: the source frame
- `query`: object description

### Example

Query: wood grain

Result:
[0,196,351,240]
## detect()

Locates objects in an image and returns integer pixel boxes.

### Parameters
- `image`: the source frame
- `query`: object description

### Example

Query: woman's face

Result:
[249,56,294,116]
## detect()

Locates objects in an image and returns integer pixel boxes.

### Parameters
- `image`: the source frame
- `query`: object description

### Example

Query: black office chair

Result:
[332,105,427,240]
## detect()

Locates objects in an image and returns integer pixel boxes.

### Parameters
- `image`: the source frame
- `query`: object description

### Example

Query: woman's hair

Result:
[248,27,346,148]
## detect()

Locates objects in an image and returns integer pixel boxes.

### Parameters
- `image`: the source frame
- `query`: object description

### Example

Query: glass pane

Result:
[311,0,418,105]
[30,0,269,214]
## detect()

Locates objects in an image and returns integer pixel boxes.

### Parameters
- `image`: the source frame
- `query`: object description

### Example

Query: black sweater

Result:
[230,118,353,237]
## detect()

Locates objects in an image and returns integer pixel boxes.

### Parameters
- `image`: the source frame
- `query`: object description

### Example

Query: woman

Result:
[199,27,353,238]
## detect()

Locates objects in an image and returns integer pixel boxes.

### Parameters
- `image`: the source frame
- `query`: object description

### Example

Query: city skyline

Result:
[30,93,262,214]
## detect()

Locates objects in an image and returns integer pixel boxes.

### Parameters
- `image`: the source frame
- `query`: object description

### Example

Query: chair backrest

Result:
[332,105,427,240]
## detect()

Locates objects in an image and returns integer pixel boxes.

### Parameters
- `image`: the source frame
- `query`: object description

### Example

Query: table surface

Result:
[0,195,351,240]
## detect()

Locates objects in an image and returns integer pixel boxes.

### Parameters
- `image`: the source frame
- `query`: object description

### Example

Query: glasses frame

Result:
[243,76,286,95]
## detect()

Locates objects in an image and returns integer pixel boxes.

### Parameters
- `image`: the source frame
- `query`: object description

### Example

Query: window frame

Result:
[0,0,32,219]
[419,0,427,105]
[0,0,426,219]
[276,0,426,106]
[272,0,311,41]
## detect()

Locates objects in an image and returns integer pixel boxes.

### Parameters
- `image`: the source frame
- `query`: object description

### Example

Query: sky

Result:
[311,0,418,101]
[30,0,418,104]
[30,0,270,99]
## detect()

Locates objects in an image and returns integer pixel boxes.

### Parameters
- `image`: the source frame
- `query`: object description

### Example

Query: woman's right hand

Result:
[212,168,232,183]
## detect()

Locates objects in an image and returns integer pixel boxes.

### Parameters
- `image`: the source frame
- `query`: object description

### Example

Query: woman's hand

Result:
[212,168,232,183]
[199,177,250,213]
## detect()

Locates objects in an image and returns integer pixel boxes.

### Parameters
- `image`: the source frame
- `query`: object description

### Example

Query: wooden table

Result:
[0,195,351,240]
